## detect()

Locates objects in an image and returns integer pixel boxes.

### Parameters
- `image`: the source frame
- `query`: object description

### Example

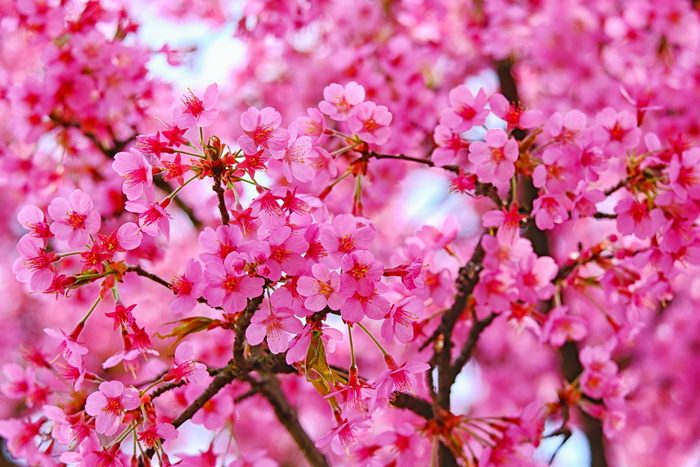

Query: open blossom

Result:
[489,93,543,130]
[340,250,384,293]
[125,198,172,240]
[238,106,290,155]
[85,381,140,436]
[348,101,392,145]
[320,214,375,266]
[112,148,153,200]
[137,423,178,449]
[468,129,518,184]
[440,85,489,133]
[381,296,424,343]
[13,235,58,291]
[340,280,391,322]
[170,258,204,315]
[541,306,587,347]
[431,124,469,166]
[48,189,101,248]
[374,355,430,398]
[203,253,265,313]
[246,306,304,354]
[297,263,345,311]
[276,123,314,183]
[614,196,665,240]
[318,81,365,121]
[163,342,208,384]
[173,83,219,127]
[17,205,52,239]
[260,225,309,281]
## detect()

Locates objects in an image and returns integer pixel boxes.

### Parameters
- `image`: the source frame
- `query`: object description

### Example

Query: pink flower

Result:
[531,194,572,230]
[170,258,204,314]
[315,415,370,454]
[297,263,345,311]
[199,225,250,266]
[112,148,154,200]
[348,101,392,145]
[277,124,314,182]
[482,203,527,243]
[85,380,140,436]
[160,153,192,186]
[614,196,665,240]
[318,81,366,121]
[667,148,700,200]
[297,107,327,143]
[173,83,219,128]
[203,254,265,313]
[105,303,136,331]
[473,267,518,313]
[516,253,558,303]
[431,124,468,166]
[48,189,101,248]
[545,110,587,145]
[532,147,579,194]
[246,306,304,354]
[125,198,172,240]
[320,214,375,266]
[340,250,384,294]
[541,306,587,347]
[82,446,127,467]
[440,86,489,133]
[17,205,52,239]
[163,342,209,384]
[468,129,518,184]
[238,106,290,155]
[489,93,543,130]
[594,107,641,157]
[137,422,178,449]
[13,235,58,291]
[374,355,429,398]
[340,280,391,322]
[381,296,424,343]
[260,225,309,281]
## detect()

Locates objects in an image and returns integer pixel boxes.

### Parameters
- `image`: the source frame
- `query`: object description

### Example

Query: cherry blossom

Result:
[173,83,219,128]
[84,380,140,436]
[47,189,101,248]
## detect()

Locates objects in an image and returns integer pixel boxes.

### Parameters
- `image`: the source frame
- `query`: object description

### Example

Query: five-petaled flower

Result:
[48,189,101,248]
[84,380,140,436]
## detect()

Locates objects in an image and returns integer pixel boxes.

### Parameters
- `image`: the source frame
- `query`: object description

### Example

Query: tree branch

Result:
[451,312,498,380]
[253,374,329,467]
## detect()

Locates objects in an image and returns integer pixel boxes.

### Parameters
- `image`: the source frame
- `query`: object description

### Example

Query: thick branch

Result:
[254,375,329,467]
[451,312,497,380]
[391,392,434,420]
[425,238,485,410]
[171,360,240,428]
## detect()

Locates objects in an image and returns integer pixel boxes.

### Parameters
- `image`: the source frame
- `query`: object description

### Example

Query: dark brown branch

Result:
[425,238,485,410]
[451,312,498,380]
[391,392,434,420]
[127,265,172,289]
[254,375,329,467]
[171,360,241,428]
[233,293,265,364]
[212,177,230,225]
